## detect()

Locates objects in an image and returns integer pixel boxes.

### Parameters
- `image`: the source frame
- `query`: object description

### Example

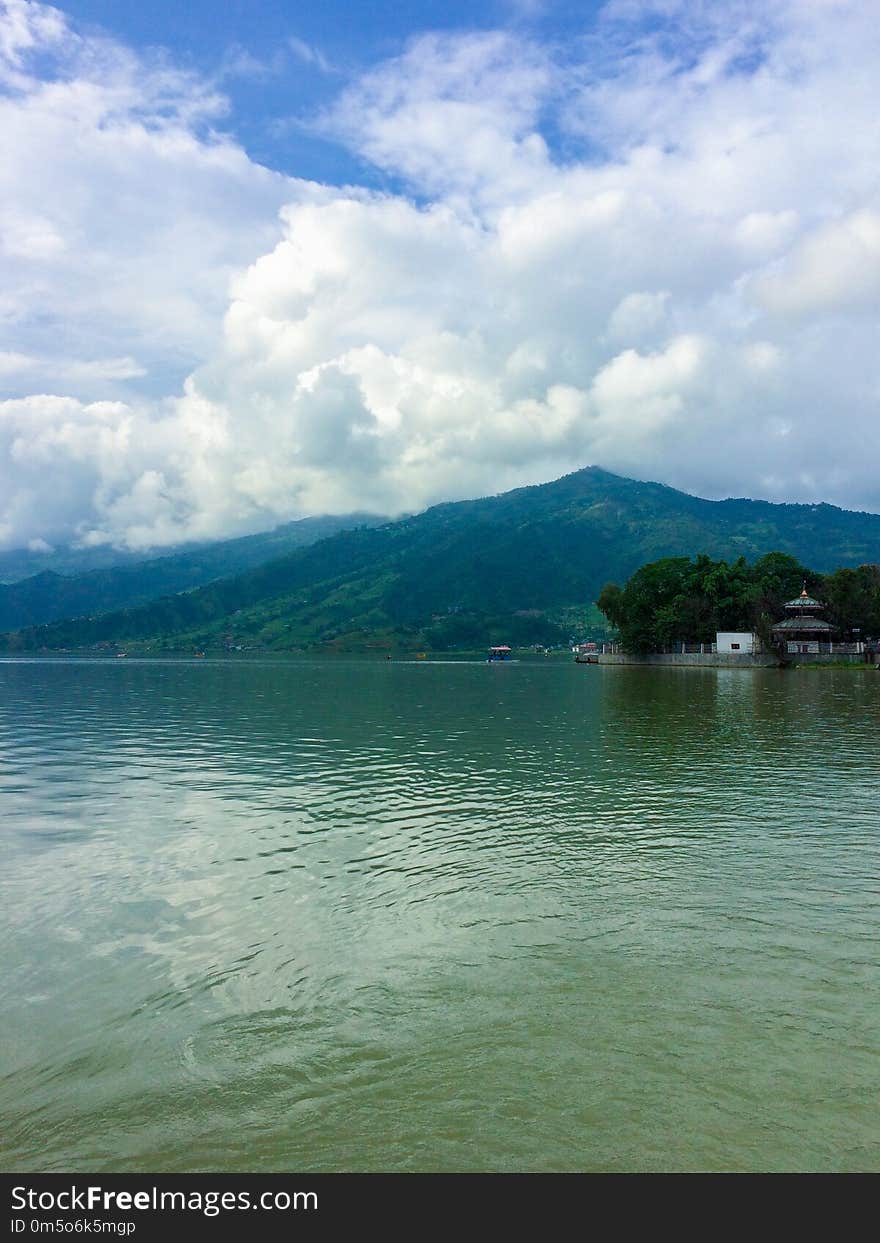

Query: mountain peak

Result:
[4,468,879,652]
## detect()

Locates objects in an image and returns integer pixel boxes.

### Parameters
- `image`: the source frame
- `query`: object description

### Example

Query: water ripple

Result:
[0,658,878,1171]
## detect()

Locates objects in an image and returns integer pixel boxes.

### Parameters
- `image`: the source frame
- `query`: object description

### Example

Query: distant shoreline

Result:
[1,649,876,671]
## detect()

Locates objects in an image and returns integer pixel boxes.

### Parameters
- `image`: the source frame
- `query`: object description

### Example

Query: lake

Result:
[1,657,877,1172]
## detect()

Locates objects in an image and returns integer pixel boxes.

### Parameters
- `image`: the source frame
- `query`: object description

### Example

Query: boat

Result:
[487,645,512,662]
[574,643,599,664]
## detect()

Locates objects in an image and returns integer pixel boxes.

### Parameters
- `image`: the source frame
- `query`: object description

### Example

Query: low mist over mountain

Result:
[3,468,879,653]
[0,514,385,632]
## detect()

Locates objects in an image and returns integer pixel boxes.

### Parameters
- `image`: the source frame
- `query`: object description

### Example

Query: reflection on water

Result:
[0,658,877,1171]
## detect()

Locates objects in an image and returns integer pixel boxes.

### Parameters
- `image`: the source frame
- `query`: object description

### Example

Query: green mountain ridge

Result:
[0,513,385,632]
[3,467,879,652]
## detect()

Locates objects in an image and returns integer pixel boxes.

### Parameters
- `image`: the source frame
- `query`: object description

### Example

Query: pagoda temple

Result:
[770,586,835,655]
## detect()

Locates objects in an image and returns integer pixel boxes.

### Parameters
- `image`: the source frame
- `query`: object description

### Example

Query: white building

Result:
[716,632,761,654]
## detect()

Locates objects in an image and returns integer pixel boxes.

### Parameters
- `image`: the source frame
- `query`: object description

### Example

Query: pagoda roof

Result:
[783,586,824,610]
[771,616,834,632]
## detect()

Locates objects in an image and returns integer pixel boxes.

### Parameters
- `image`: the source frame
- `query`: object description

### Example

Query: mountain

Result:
[0,514,385,632]
[3,467,879,652]
[0,544,152,584]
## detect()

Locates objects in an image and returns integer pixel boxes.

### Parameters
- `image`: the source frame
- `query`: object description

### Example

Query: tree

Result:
[596,582,623,628]
[747,552,813,646]
[595,550,872,655]
[821,564,880,640]
[597,558,695,653]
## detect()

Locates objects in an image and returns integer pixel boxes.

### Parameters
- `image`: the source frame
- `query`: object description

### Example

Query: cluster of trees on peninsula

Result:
[597,553,880,654]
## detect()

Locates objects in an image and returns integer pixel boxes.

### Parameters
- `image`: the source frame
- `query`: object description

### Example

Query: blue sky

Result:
[60,0,606,182]
[1,0,879,551]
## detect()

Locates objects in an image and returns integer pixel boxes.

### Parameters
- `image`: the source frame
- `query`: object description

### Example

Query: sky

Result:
[1,0,879,552]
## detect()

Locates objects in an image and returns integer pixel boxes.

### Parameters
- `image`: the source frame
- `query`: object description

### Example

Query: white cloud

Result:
[0,0,65,73]
[0,0,879,553]
[734,211,799,261]
[319,31,553,205]
[606,291,671,345]
[0,352,146,382]
[0,0,295,404]
[288,36,332,74]
[751,210,880,316]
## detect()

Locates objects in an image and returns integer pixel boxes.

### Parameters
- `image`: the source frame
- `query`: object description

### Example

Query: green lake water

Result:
[0,657,877,1172]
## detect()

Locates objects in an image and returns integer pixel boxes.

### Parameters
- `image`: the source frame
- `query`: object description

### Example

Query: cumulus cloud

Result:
[605,291,671,345]
[318,31,553,204]
[751,210,880,316]
[1,0,879,551]
[0,0,294,402]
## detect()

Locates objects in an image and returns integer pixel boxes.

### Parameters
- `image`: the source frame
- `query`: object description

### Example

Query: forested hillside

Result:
[3,468,879,652]
[0,513,384,631]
